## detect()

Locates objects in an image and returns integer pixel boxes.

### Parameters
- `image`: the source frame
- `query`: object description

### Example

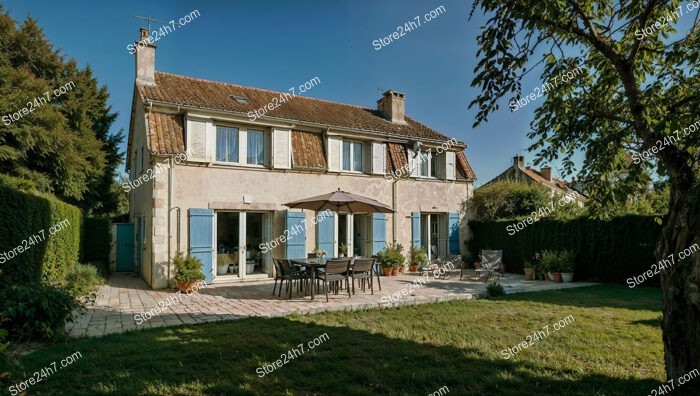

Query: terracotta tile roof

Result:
[128,71,477,181]
[457,151,477,180]
[147,112,185,154]
[387,143,409,177]
[521,167,570,194]
[138,72,456,142]
[291,130,326,171]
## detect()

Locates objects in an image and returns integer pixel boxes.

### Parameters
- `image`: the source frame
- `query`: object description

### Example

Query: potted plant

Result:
[408,246,427,272]
[545,250,563,283]
[313,248,327,262]
[173,252,206,293]
[339,243,348,257]
[559,249,575,283]
[461,254,470,270]
[541,250,557,281]
[523,260,534,280]
[379,243,404,276]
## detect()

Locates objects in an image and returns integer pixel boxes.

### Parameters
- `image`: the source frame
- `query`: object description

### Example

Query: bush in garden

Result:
[486,282,506,297]
[0,283,80,341]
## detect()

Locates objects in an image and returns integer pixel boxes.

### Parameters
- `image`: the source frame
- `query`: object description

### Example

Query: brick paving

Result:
[66,272,596,338]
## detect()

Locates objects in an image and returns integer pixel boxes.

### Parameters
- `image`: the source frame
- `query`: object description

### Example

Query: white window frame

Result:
[215,125,240,164]
[342,140,364,173]
[415,150,437,179]
[246,129,265,167]
[213,123,269,168]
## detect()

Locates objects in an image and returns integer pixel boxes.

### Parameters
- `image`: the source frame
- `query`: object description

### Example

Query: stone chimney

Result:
[541,167,552,181]
[377,90,406,124]
[135,28,156,86]
[513,155,525,169]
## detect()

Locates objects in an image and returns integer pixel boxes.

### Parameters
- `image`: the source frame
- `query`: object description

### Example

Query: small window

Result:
[230,95,249,104]
[216,126,239,163]
[247,129,265,165]
[342,140,363,172]
[415,150,436,178]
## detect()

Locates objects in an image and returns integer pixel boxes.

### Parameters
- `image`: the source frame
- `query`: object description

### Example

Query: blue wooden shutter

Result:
[411,212,421,248]
[316,212,335,256]
[371,213,386,255]
[189,208,214,284]
[285,211,307,259]
[448,212,460,254]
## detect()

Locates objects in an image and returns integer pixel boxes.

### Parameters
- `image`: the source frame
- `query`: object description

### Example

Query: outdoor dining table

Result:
[290,258,328,301]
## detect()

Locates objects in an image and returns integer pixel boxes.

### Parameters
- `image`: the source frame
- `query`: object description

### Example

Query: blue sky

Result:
[5,0,691,184]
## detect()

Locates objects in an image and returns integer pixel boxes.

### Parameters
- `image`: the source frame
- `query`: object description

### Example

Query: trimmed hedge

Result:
[468,216,661,284]
[0,186,82,285]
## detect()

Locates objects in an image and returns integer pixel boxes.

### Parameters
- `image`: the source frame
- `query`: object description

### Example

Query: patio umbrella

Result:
[283,188,394,213]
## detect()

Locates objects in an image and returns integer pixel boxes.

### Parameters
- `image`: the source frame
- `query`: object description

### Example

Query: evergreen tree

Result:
[0,6,123,214]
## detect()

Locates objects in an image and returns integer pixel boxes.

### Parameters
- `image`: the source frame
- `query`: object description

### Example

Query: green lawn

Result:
[10,285,668,395]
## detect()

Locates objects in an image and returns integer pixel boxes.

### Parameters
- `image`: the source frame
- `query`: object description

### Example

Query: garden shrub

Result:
[0,186,82,286]
[470,181,551,220]
[0,328,8,381]
[63,263,105,298]
[0,283,79,340]
[486,282,505,297]
[468,215,660,284]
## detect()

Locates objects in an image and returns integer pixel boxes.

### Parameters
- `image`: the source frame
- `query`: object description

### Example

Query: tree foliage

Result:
[0,6,122,214]
[468,0,699,380]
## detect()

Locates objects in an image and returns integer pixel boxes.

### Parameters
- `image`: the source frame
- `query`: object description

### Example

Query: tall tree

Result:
[0,6,122,214]
[469,0,699,381]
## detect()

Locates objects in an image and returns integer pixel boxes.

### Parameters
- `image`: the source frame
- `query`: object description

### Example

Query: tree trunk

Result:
[659,184,700,386]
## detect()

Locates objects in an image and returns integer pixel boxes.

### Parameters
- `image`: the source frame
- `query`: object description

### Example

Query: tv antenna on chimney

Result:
[134,15,166,32]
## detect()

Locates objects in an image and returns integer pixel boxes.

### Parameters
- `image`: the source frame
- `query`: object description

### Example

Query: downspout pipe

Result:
[167,155,174,288]
[392,179,398,244]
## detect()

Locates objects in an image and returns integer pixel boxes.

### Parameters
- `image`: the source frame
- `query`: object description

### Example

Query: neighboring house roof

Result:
[482,164,581,197]
[520,167,574,195]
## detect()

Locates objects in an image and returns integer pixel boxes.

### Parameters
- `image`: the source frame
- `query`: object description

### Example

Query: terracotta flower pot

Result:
[399,266,405,273]
[392,267,400,276]
[524,268,534,280]
[383,268,392,277]
[410,264,419,272]
[473,261,480,269]
[176,280,202,293]
[552,272,563,283]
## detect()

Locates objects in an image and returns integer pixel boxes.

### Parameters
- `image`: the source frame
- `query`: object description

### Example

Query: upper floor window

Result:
[342,140,363,172]
[216,126,239,163]
[416,150,438,178]
[247,129,265,165]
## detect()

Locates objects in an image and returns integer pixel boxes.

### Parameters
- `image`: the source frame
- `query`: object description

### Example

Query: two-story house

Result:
[127,29,476,289]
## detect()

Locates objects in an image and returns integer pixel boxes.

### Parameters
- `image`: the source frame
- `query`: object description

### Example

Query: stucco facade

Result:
[126,28,476,289]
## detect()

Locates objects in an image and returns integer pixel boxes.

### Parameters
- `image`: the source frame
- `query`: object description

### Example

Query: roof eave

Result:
[143,99,467,148]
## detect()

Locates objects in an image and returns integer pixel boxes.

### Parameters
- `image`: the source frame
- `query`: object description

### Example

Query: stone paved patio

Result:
[66,272,596,338]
